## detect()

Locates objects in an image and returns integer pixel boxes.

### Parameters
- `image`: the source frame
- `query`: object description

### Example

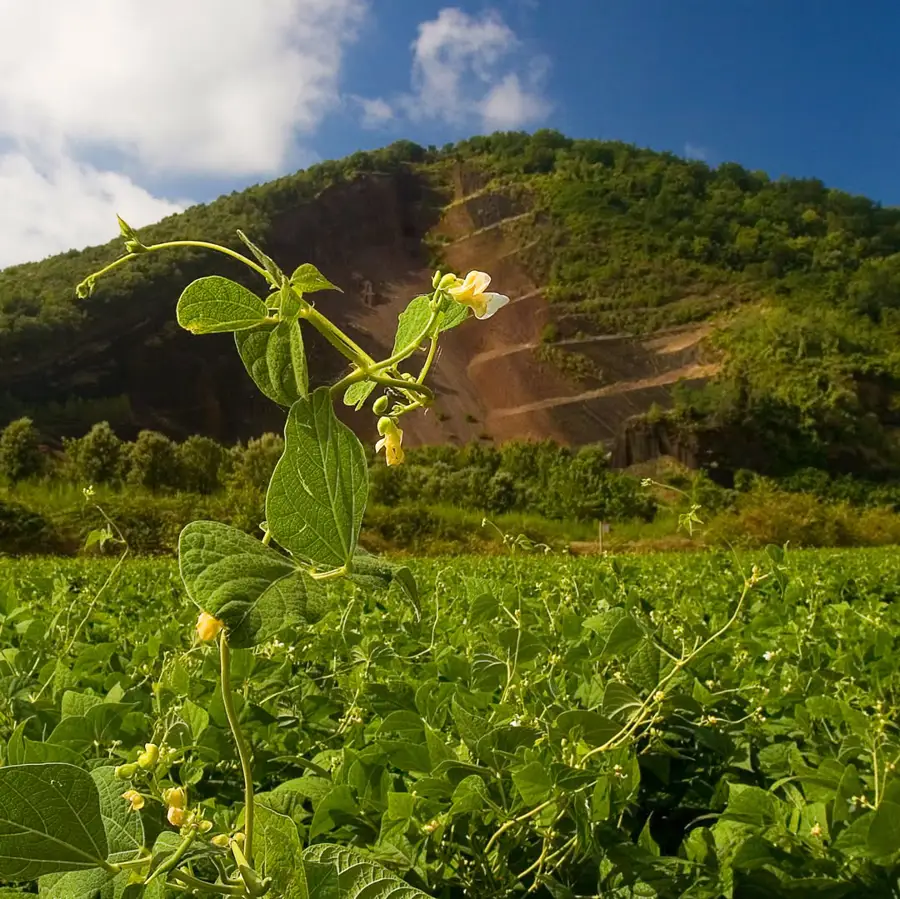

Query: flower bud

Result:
[373,395,389,415]
[432,270,443,288]
[115,763,139,780]
[211,833,231,848]
[377,416,394,437]
[196,611,224,642]
[137,743,159,770]
[438,272,460,291]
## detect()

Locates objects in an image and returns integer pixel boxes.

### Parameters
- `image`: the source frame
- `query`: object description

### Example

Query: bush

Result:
[125,430,181,491]
[68,421,123,485]
[178,435,226,494]
[229,433,284,492]
[0,417,44,483]
[0,499,65,554]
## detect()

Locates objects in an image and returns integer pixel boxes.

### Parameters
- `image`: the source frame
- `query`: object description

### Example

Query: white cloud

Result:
[0,153,186,269]
[480,73,551,130]
[358,7,550,133]
[352,96,396,130]
[0,0,367,266]
[684,142,708,161]
[0,0,366,176]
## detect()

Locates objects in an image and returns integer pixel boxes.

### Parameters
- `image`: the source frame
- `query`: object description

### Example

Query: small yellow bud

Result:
[163,787,187,810]
[372,395,389,415]
[196,611,224,642]
[115,763,138,780]
[198,819,213,833]
[211,833,231,848]
[121,790,145,811]
[232,832,245,845]
[167,806,186,827]
[137,743,159,769]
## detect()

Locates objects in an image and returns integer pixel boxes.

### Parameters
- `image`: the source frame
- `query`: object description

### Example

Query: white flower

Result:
[763,651,776,661]
[447,271,509,320]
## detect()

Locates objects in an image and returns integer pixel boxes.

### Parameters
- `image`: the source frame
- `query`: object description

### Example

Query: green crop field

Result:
[2,546,900,897]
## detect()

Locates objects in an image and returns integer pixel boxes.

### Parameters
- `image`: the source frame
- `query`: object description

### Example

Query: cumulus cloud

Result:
[359,7,550,132]
[0,0,366,266]
[352,96,396,130]
[0,0,366,176]
[0,153,187,269]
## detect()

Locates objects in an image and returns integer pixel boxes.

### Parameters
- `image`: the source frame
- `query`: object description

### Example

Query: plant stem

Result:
[300,301,375,369]
[170,869,247,895]
[220,634,255,865]
[417,336,440,383]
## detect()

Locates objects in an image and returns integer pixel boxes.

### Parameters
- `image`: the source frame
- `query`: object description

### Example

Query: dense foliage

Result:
[3,549,900,896]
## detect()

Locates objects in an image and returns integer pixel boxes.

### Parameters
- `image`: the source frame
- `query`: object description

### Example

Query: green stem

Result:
[300,301,375,369]
[147,241,271,281]
[417,336,440,384]
[145,831,196,885]
[371,304,443,373]
[220,634,255,865]
[170,869,247,895]
[372,374,434,402]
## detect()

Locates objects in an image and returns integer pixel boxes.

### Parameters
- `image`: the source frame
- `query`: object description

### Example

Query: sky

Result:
[0,0,898,269]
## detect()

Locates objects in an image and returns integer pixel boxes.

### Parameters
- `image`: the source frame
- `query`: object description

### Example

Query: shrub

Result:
[0,417,44,483]
[68,421,123,485]
[229,433,284,492]
[0,499,65,554]
[178,435,226,494]
[125,430,181,491]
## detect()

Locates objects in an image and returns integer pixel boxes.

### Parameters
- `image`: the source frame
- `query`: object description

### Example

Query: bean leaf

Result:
[392,294,469,357]
[179,521,326,648]
[176,276,269,334]
[266,389,368,570]
[291,263,341,294]
[0,763,108,880]
[235,321,308,407]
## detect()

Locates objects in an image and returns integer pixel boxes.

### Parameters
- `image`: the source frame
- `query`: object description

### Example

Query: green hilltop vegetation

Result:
[2,131,900,480]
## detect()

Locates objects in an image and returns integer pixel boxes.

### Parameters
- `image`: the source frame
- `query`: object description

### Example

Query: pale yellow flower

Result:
[167,806,186,827]
[121,789,144,811]
[376,419,405,466]
[163,786,187,810]
[447,270,509,320]
[196,611,224,642]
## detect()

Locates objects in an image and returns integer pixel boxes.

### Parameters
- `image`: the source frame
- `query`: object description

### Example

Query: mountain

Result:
[3,131,900,481]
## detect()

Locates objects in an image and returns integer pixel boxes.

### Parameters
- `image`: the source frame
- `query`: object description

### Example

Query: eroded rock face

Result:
[3,164,718,452]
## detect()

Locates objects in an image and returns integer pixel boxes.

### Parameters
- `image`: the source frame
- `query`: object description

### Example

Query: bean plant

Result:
[0,220,509,896]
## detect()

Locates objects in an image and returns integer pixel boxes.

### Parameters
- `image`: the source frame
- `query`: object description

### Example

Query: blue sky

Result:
[0,1,897,267]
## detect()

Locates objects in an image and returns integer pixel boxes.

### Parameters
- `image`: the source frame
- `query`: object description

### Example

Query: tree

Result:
[0,417,43,483]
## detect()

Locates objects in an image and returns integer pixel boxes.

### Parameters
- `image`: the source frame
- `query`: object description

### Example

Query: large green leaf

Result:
[90,767,143,861]
[391,294,469,357]
[0,763,108,880]
[303,844,431,899]
[868,800,900,858]
[256,804,309,899]
[235,320,308,407]
[176,276,269,334]
[179,521,326,648]
[266,389,368,570]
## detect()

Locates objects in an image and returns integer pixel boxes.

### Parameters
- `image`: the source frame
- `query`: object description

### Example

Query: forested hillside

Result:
[3,131,900,481]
